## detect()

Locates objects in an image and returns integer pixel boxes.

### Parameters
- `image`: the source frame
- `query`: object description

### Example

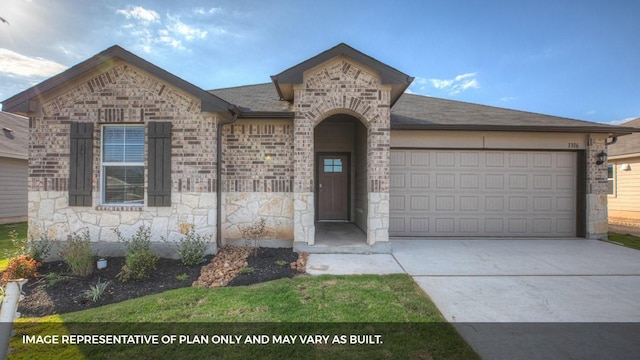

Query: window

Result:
[323,158,343,173]
[607,163,615,195]
[101,125,145,205]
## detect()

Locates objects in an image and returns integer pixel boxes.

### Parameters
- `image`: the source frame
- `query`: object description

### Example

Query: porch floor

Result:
[314,222,367,247]
[293,222,391,254]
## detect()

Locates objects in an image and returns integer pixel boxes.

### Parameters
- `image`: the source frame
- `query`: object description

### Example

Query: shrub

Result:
[117,250,158,282]
[6,230,53,262]
[58,229,94,277]
[2,255,40,283]
[176,273,189,282]
[27,233,54,263]
[173,227,208,266]
[115,226,152,254]
[84,278,110,302]
[239,218,267,256]
[114,225,158,282]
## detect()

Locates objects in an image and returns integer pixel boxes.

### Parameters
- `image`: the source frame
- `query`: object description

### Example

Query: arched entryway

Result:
[314,114,368,246]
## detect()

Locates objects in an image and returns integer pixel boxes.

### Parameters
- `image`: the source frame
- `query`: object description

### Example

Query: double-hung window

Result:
[101,125,145,205]
[607,163,615,196]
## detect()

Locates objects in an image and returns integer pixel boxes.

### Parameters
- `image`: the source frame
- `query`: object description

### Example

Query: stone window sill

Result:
[95,205,144,212]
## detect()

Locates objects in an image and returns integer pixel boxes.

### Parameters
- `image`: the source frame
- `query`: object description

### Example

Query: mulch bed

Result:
[17,247,305,318]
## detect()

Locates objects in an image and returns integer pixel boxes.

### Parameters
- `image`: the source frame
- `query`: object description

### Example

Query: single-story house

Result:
[0,111,28,224]
[1,43,634,256]
[607,118,640,226]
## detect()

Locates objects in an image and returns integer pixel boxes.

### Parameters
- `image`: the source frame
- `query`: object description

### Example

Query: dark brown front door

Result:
[317,154,349,220]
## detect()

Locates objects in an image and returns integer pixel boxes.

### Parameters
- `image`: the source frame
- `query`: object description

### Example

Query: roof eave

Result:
[238,111,295,119]
[391,123,635,136]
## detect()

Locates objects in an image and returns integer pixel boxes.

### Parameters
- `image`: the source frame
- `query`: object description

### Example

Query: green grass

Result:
[0,221,27,270]
[608,232,640,251]
[10,274,479,359]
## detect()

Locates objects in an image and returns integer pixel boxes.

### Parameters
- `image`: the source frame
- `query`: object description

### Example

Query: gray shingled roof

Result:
[210,83,631,135]
[391,93,625,133]
[209,83,293,116]
[0,111,28,159]
[608,118,640,157]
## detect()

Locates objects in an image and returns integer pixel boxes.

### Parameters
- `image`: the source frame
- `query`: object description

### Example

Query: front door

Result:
[317,154,349,220]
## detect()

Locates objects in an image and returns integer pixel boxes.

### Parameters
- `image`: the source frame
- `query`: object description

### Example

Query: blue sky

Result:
[1,0,638,124]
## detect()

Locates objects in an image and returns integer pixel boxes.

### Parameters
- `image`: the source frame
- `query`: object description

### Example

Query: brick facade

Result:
[27,60,221,253]
[32,61,219,196]
[222,119,294,193]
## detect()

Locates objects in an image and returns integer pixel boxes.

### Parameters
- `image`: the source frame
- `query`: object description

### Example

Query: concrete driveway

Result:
[392,239,640,359]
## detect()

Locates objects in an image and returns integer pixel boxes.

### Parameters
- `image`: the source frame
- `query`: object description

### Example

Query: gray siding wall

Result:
[0,157,28,223]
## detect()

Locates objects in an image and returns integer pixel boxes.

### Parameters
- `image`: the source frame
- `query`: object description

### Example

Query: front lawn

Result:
[0,222,27,270]
[9,274,479,359]
[608,232,640,251]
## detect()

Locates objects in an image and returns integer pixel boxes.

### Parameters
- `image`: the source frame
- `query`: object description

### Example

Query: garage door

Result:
[389,150,577,237]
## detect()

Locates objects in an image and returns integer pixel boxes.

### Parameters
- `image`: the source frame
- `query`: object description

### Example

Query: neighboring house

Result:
[0,111,28,224]
[607,118,640,226]
[0,43,634,256]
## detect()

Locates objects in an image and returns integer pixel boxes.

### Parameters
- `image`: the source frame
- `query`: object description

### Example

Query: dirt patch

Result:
[17,248,305,318]
[609,223,640,237]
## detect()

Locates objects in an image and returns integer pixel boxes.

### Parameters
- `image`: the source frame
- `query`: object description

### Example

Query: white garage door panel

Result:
[390,150,577,237]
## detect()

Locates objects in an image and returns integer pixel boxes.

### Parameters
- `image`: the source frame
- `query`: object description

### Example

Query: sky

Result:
[1,0,639,124]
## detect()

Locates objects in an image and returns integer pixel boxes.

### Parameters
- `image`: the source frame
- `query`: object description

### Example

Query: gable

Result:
[271,43,413,106]
[304,56,381,89]
[1,45,233,115]
[40,60,203,119]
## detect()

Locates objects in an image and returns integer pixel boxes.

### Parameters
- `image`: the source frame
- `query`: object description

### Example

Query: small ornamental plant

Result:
[171,226,208,266]
[115,225,158,282]
[1,255,40,283]
[6,230,53,262]
[58,229,95,277]
[239,218,267,257]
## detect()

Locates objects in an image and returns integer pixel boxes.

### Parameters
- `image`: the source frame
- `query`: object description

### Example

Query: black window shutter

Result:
[148,122,172,207]
[69,122,94,206]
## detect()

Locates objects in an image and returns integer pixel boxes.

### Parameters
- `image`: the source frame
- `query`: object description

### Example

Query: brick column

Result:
[585,134,608,239]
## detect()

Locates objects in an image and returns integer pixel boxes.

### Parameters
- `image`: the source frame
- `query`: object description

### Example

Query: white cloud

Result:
[168,17,208,41]
[606,117,640,125]
[406,77,429,94]
[0,48,67,78]
[116,5,160,23]
[194,7,220,16]
[115,7,214,53]
[429,72,480,95]
[500,96,517,102]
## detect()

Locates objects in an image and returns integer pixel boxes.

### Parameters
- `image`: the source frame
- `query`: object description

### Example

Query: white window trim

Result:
[100,124,145,206]
[607,163,616,197]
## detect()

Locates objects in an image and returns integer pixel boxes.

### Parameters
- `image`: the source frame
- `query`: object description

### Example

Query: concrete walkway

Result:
[306,239,640,359]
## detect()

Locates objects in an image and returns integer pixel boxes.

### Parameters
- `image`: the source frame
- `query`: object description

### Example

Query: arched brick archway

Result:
[291,57,390,248]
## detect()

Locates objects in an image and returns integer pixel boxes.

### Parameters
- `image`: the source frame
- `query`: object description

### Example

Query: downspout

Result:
[216,107,240,250]
[606,136,618,146]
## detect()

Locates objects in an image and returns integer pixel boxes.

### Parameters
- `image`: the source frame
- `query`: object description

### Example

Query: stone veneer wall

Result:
[27,60,220,255]
[293,57,391,245]
[586,134,609,239]
[221,119,295,245]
